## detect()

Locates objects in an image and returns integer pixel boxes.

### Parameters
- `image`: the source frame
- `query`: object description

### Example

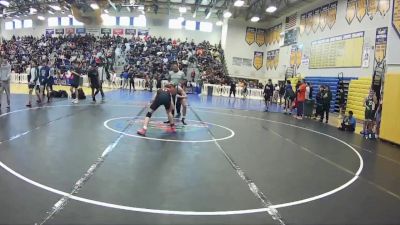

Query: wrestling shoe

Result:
[137,128,147,136]
[181,118,187,125]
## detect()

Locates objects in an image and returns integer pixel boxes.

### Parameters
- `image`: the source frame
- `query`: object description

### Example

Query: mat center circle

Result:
[104,117,235,143]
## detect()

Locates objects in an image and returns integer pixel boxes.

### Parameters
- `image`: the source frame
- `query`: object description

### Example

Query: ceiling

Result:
[0,0,319,22]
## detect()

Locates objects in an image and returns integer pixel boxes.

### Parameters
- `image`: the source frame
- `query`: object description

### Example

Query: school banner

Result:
[273,49,280,70]
[299,14,306,35]
[276,24,282,44]
[367,0,379,19]
[55,28,64,35]
[378,0,390,16]
[305,11,313,34]
[138,29,149,36]
[393,0,400,37]
[86,27,100,35]
[125,28,136,35]
[253,51,264,70]
[101,28,112,35]
[319,5,329,31]
[256,28,266,46]
[328,1,338,29]
[296,46,302,68]
[45,29,54,35]
[266,51,272,70]
[113,28,124,36]
[374,27,388,63]
[356,0,367,22]
[65,28,75,35]
[76,28,86,34]
[346,0,357,25]
[245,27,256,45]
[290,45,297,67]
[312,7,320,33]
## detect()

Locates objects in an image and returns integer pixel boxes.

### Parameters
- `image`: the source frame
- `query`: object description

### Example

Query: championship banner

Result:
[327,1,338,29]
[346,0,357,25]
[312,7,320,33]
[265,28,270,45]
[76,28,86,34]
[306,11,313,35]
[245,27,256,45]
[290,45,297,67]
[356,0,367,22]
[393,0,400,37]
[125,28,136,35]
[272,26,277,44]
[378,0,390,16]
[86,28,100,35]
[113,28,124,36]
[277,24,282,43]
[55,28,64,35]
[374,27,388,63]
[319,5,329,31]
[367,0,378,19]
[256,28,266,46]
[253,51,264,70]
[65,28,75,35]
[138,29,149,36]
[266,51,272,70]
[45,29,55,35]
[273,49,280,70]
[300,14,306,35]
[101,28,112,35]
[296,46,302,68]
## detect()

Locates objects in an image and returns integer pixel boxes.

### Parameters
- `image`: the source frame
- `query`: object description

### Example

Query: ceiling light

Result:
[234,0,244,7]
[177,16,185,22]
[0,0,10,7]
[138,5,145,11]
[266,6,277,13]
[37,15,45,20]
[49,5,61,11]
[250,16,260,22]
[223,11,232,18]
[216,21,223,26]
[179,7,187,13]
[90,3,99,10]
[48,10,54,14]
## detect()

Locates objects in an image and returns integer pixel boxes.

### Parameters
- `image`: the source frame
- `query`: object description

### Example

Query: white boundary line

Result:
[104,117,235,143]
[0,104,364,215]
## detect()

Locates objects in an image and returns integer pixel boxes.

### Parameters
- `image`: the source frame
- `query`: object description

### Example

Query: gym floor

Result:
[0,90,399,225]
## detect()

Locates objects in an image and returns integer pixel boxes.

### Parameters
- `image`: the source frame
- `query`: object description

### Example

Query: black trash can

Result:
[304,99,315,118]
[207,86,213,96]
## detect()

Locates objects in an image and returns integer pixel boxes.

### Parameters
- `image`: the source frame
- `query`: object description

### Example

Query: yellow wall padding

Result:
[346,78,372,120]
[380,73,400,145]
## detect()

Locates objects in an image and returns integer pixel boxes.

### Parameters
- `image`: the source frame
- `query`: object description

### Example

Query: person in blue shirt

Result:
[338,111,356,132]
[39,60,51,103]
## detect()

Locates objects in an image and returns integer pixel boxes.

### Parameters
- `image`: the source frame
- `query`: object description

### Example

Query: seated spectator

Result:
[338,111,356,132]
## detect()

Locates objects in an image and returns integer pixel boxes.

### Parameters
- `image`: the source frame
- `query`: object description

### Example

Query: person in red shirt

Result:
[296,79,307,119]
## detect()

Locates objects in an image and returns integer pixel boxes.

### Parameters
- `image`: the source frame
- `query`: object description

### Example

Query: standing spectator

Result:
[296,79,307,119]
[314,86,324,121]
[279,83,285,106]
[0,57,11,109]
[305,83,311,100]
[273,84,280,103]
[284,80,295,115]
[26,61,39,108]
[321,85,332,123]
[361,89,378,137]
[229,80,236,98]
[263,79,274,112]
[129,68,136,92]
[39,60,51,103]
[168,63,185,117]
[338,83,345,119]
[87,65,100,103]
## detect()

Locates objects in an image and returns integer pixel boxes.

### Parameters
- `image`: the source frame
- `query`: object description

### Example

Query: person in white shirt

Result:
[26,61,39,107]
[0,57,11,109]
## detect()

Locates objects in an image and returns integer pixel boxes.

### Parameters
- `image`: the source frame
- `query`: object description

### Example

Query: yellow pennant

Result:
[245,27,256,45]
[356,0,367,22]
[393,0,400,37]
[346,0,357,25]
[253,51,264,70]
[300,14,306,35]
[312,8,320,33]
[327,2,338,29]
[367,0,378,19]
[274,50,280,70]
[319,5,329,31]
[378,0,390,16]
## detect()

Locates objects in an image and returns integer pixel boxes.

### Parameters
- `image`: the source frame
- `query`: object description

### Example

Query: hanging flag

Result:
[245,27,256,45]
[393,0,400,37]
[374,27,388,63]
[378,0,390,16]
[367,0,379,19]
[346,0,357,25]
[319,4,329,31]
[273,49,280,70]
[65,28,75,35]
[266,51,272,70]
[312,8,320,33]
[253,51,264,70]
[295,47,302,69]
[277,24,283,43]
[305,11,313,34]
[299,14,306,35]
[285,13,297,30]
[256,28,266,46]
[327,1,338,29]
[356,0,367,22]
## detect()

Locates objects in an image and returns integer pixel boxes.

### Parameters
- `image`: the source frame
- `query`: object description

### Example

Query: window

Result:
[61,17,70,26]
[5,21,13,30]
[103,15,116,26]
[168,19,182,29]
[23,19,33,28]
[185,20,196,30]
[72,17,84,26]
[199,22,212,32]
[134,15,146,27]
[119,16,130,26]
[14,19,22,29]
[48,17,59,27]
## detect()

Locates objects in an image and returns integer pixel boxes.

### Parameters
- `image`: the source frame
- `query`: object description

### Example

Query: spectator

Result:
[263,79,274,111]
[321,85,332,123]
[0,57,11,109]
[314,86,324,121]
[296,79,307,119]
[284,80,295,115]
[338,111,356,132]
[229,80,236,98]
